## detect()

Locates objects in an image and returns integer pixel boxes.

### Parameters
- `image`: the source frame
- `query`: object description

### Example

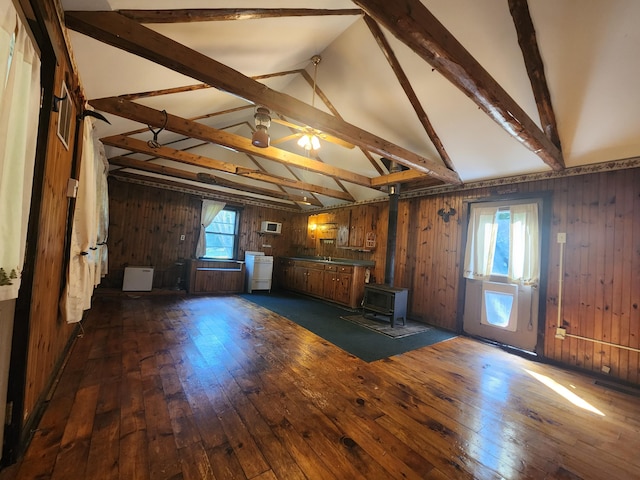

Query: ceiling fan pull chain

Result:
[147,109,168,149]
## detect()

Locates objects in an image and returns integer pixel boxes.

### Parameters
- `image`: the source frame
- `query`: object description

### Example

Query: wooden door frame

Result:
[455,191,552,357]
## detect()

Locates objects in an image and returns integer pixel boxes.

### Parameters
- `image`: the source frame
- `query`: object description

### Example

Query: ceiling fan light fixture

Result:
[252,106,271,148]
[297,133,320,151]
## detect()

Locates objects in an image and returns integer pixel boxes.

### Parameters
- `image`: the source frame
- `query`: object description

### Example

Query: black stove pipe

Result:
[384,161,402,287]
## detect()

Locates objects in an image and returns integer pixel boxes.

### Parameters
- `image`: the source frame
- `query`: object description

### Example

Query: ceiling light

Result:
[298,55,322,152]
[297,133,320,151]
[252,106,271,148]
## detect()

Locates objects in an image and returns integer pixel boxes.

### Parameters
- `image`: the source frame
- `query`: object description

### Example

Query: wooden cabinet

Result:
[323,265,353,305]
[276,258,369,308]
[291,261,324,296]
[275,257,295,290]
[187,260,245,294]
[349,204,378,249]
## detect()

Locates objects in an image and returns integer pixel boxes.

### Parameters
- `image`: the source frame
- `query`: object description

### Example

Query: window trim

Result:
[203,206,241,260]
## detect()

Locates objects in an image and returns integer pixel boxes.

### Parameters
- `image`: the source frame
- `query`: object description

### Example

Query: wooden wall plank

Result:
[104,168,640,385]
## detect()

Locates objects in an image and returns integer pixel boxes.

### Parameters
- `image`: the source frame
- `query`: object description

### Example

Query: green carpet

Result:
[340,314,432,338]
[239,291,457,362]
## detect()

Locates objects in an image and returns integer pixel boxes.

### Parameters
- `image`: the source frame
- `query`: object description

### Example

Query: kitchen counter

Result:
[283,256,375,267]
[275,257,374,308]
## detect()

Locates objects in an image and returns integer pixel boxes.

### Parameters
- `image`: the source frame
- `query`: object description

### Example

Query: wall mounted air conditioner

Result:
[122,267,154,291]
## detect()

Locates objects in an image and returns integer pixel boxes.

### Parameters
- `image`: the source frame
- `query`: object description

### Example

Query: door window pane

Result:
[491,210,510,275]
[484,291,514,328]
[481,281,518,332]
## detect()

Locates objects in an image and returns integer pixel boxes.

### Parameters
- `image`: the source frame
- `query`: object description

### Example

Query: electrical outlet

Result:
[557,232,566,244]
[601,365,611,374]
[180,234,185,241]
[555,327,566,339]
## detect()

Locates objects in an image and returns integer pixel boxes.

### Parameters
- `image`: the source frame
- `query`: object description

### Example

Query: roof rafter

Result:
[92,96,370,189]
[118,8,363,24]
[101,134,356,202]
[108,156,323,206]
[363,14,456,173]
[508,0,562,150]
[353,0,564,171]
[65,10,461,184]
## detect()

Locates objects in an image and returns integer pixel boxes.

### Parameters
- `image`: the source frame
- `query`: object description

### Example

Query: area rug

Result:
[239,291,457,362]
[340,314,432,338]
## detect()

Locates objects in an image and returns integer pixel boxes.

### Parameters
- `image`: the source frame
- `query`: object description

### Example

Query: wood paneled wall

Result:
[105,179,305,289]
[391,168,640,385]
[21,30,80,422]
[105,167,639,386]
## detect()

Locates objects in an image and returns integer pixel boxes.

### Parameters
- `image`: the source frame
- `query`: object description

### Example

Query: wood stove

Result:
[363,284,408,328]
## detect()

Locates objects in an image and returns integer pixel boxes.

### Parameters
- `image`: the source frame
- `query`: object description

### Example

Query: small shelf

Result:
[337,246,373,252]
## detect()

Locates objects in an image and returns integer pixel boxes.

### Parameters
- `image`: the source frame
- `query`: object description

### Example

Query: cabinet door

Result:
[293,266,308,292]
[349,224,364,247]
[323,270,336,300]
[334,273,353,305]
[306,268,324,296]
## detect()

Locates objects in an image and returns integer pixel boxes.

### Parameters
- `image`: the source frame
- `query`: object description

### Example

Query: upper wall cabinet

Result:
[307,206,378,251]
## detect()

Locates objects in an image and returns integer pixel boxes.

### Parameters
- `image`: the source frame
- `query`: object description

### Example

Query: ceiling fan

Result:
[271,55,355,151]
[270,118,355,150]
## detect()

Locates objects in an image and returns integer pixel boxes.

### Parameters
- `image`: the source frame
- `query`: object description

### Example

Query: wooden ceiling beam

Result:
[238,172,355,202]
[108,156,322,206]
[298,70,385,176]
[65,10,461,184]
[119,70,302,101]
[101,135,244,174]
[92,97,372,187]
[508,0,562,150]
[363,14,456,172]
[110,171,299,209]
[118,8,363,24]
[353,0,565,171]
[101,135,354,202]
[369,169,438,187]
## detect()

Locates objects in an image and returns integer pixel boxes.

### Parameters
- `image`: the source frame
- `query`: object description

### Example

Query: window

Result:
[491,209,510,276]
[463,202,540,285]
[56,82,73,149]
[481,281,518,331]
[204,208,239,259]
[4,29,15,87]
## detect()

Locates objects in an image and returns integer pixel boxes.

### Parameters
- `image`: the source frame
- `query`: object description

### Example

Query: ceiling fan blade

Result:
[319,134,355,149]
[270,133,301,145]
[273,118,354,149]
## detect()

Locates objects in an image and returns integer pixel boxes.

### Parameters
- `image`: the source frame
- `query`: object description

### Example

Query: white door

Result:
[462,200,542,352]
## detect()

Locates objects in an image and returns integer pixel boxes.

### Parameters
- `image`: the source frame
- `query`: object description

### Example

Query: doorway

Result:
[462,199,543,352]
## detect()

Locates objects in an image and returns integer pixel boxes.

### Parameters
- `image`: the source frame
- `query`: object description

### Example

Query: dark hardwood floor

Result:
[1,294,639,479]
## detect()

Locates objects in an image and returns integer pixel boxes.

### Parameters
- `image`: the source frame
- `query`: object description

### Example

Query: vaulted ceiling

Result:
[60,0,640,210]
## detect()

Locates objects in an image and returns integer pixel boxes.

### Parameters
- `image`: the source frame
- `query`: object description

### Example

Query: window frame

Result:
[203,206,241,260]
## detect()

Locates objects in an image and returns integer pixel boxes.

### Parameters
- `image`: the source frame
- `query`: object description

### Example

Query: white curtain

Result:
[0,2,40,301]
[61,117,109,323]
[508,203,540,285]
[195,200,225,258]
[93,128,109,285]
[463,202,540,285]
[463,205,499,280]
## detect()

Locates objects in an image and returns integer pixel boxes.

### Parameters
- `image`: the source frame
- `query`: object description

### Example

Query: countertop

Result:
[282,256,375,267]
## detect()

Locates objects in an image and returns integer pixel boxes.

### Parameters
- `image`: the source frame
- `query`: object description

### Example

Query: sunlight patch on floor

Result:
[525,369,605,416]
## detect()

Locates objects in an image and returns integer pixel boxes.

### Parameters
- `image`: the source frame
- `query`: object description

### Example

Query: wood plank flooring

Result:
[2,294,640,479]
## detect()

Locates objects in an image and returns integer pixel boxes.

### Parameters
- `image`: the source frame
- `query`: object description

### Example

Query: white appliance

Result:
[259,221,282,234]
[245,251,273,293]
[122,266,154,291]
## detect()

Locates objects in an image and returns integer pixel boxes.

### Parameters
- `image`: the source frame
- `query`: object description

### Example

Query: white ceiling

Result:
[60,0,640,208]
